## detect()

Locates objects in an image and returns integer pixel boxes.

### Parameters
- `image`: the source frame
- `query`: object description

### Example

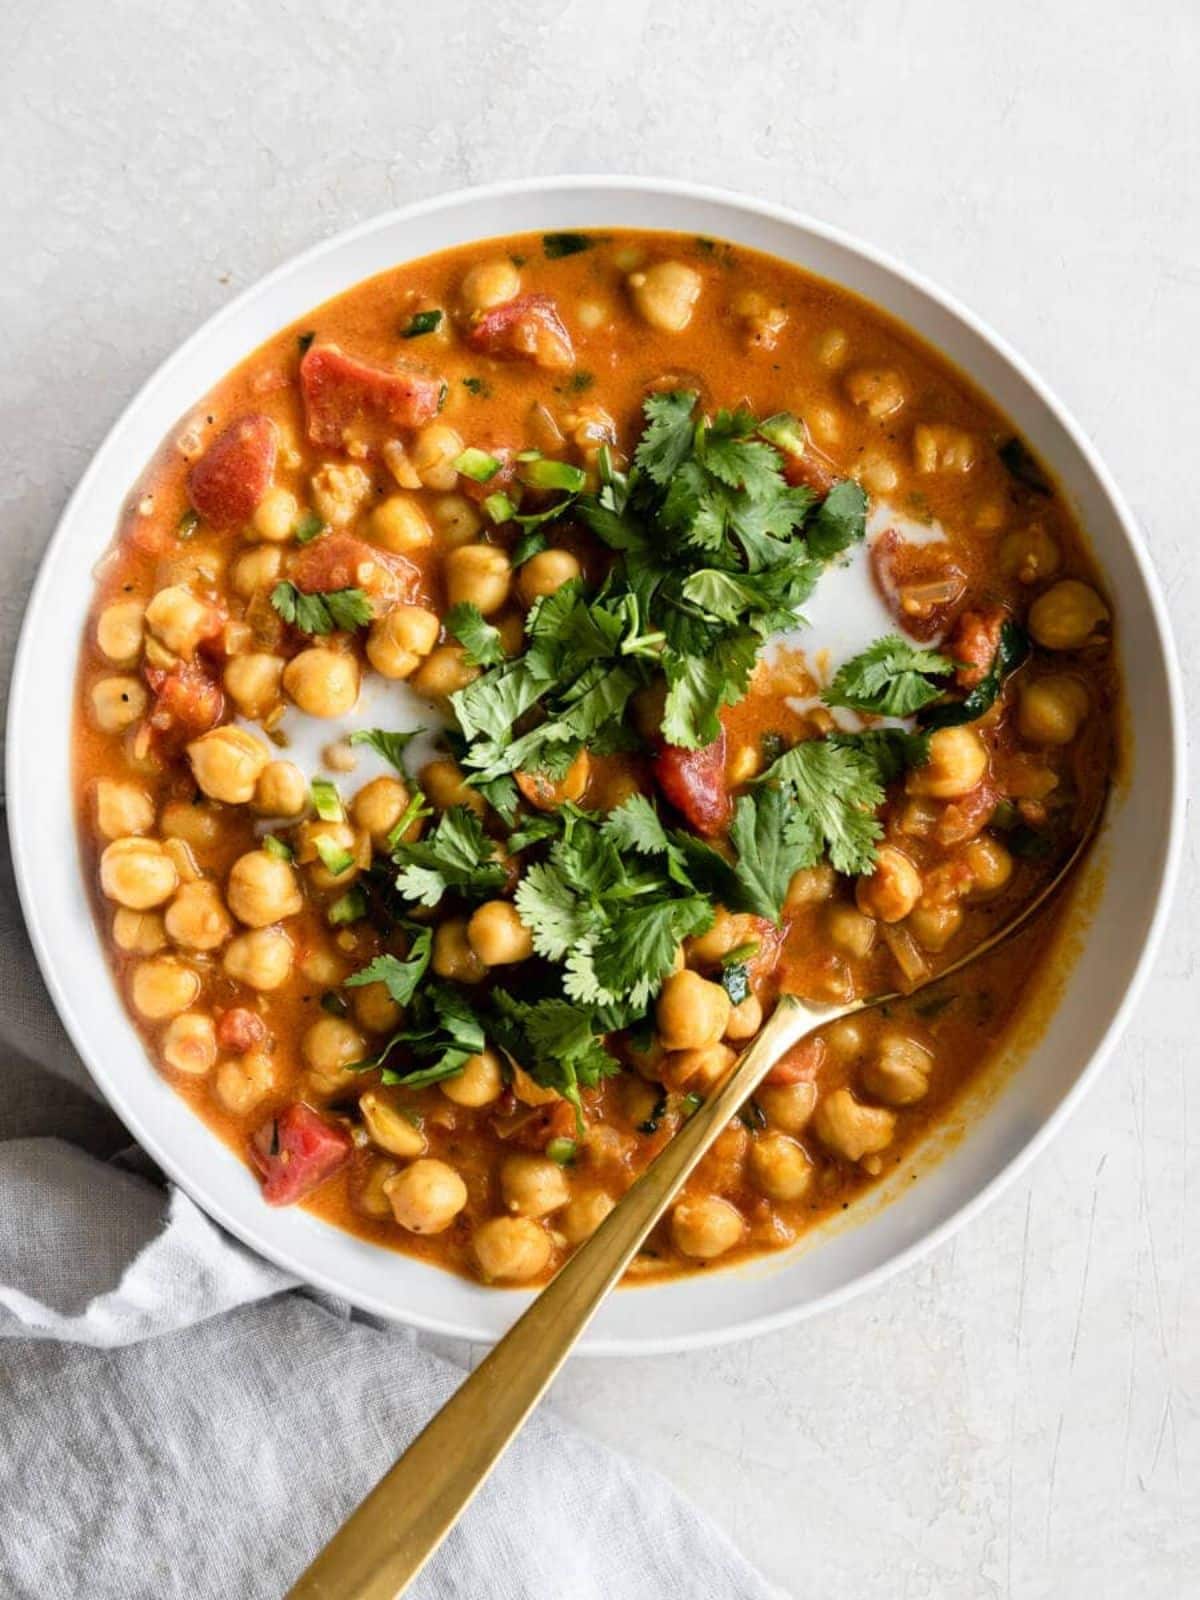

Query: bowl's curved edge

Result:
[7,175,1187,1356]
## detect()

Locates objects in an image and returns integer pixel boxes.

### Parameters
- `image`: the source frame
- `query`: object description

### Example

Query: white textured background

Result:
[3,2,1197,1595]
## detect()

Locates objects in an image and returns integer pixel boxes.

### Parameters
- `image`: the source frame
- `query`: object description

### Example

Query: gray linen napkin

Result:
[0,821,781,1599]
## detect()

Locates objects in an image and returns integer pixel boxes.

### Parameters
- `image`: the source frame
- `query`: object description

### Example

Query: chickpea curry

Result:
[73,229,1117,1286]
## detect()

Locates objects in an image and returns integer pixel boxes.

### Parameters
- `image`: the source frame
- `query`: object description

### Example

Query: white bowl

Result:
[9,178,1184,1355]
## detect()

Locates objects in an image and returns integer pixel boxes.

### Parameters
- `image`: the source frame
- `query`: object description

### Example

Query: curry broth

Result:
[72,229,1117,1285]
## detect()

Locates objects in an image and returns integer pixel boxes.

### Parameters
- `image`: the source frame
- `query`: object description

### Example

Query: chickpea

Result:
[359,1091,427,1159]
[431,492,484,547]
[1028,580,1109,651]
[462,256,521,311]
[784,864,837,909]
[628,261,702,332]
[965,834,1013,896]
[223,926,293,990]
[351,776,412,847]
[311,461,371,526]
[410,644,479,699]
[662,1043,736,1095]
[99,837,179,910]
[421,758,486,818]
[749,1133,814,1201]
[907,726,988,800]
[656,969,732,1051]
[302,1015,366,1087]
[670,1195,745,1260]
[131,957,200,1020]
[472,1216,552,1281]
[165,880,234,951]
[758,1080,818,1134]
[370,493,432,554]
[187,727,270,805]
[861,1032,932,1106]
[517,549,582,607]
[254,760,307,817]
[999,525,1060,585]
[813,1088,896,1162]
[94,780,154,840]
[365,604,439,681]
[385,1159,468,1235]
[96,600,145,665]
[161,1012,217,1075]
[226,849,303,927]
[515,747,590,811]
[560,1190,615,1245]
[912,423,977,474]
[357,1157,400,1219]
[232,545,283,597]
[90,675,148,733]
[444,544,512,616]
[467,900,533,966]
[112,908,166,955]
[844,367,907,419]
[1018,675,1089,746]
[283,648,360,718]
[724,994,763,1041]
[500,1153,570,1218]
[144,586,214,658]
[221,652,283,720]
[351,980,403,1036]
[907,901,963,952]
[251,485,299,542]
[826,903,877,959]
[214,1051,275,1115]
[432,918,488,984]
[856,844,923,923]
[686,908,758,968]
[441,1047,504,1107]
[411,423,464,491]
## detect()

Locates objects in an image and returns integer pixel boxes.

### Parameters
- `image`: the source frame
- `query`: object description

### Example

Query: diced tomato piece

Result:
[945,606,1006,689]
[188,414,278,531]
[764,1034,826,1087]
[934,782,998,847]
[782,448,839,497]
[870,528,967,642]
[144,661,224,742]
[290,533,419,612]
[464,295,575,372]
[299,343,443,450]
[217,1008,268,1055]
[653,732,732,836]
[250,1103,353,1206]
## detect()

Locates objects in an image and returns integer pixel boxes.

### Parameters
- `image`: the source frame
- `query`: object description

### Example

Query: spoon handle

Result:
[286,993,832,1600]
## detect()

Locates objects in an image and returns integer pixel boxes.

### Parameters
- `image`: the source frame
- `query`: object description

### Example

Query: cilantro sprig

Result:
[271,581,372,635]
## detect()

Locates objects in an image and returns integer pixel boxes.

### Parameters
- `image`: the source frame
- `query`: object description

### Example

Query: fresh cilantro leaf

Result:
[271,581,372,635]
[758,737,885,875]
[574,895,713,1010]
[344,929,433,1008]
[515,861,597,960]
[445,602,506,668]
[602,793,671,856]
[824,635,953,717]
[807,479,868,561]
[401,309,443,338]
[349,727,422,772]
[635,390,698,486]
[489,991,622,1126]
[661,631,758,748]
[293,512,326,544]
[391,806,507,907]
[728,788,817,922]
[510,529,548,566]
[366,982,488,1086]
[828,728,931,783]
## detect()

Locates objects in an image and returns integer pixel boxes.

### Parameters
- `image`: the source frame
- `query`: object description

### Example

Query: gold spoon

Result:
[286,794,1105,1600]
